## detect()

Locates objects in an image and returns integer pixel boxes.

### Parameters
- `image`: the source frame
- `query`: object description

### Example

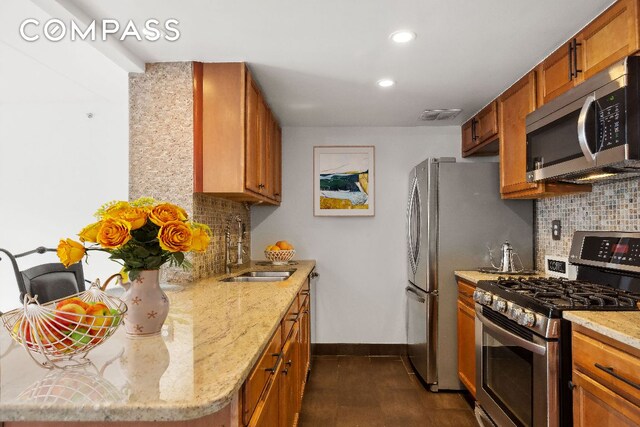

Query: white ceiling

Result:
[0,0,128,105]
[4,0,618,126]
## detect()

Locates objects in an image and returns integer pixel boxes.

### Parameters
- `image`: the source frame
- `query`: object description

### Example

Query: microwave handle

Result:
[577,94,597,162]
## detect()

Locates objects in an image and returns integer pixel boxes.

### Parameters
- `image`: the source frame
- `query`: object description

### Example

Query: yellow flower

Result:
[104,201,131,217]
[189,224,211,252]
[150,203,188,226]
[78,221,102,243]
[57,239,86,267]
[158,220,193,252]
[108,207,148,230]
[96,218,132,249]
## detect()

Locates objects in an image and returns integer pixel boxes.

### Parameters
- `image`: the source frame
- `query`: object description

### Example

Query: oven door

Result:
[475,306,559,427]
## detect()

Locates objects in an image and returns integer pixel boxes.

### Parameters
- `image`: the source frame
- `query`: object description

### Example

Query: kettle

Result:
[489,241,523,273]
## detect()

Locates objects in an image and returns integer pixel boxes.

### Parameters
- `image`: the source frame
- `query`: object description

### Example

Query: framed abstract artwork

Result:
[313,146,375,216]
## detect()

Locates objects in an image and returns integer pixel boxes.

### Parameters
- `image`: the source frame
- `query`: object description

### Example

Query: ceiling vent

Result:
[419,109,462,121]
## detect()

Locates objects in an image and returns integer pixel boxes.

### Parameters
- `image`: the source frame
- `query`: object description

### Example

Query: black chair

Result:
[0,247,86,304]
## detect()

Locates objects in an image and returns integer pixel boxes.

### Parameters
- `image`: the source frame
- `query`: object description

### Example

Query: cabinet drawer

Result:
[457,280,475,308]
[243,324,282,425]
[572,330,640,406]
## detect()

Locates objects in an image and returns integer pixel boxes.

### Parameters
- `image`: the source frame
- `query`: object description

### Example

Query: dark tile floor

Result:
[299,355,478,427]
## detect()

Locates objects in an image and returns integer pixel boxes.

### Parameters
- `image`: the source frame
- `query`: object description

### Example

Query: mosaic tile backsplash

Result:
[129,62,250,283]
[535,178,640,269]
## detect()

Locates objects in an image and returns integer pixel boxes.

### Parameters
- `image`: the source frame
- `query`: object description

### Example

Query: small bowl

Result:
[264,249,296,265]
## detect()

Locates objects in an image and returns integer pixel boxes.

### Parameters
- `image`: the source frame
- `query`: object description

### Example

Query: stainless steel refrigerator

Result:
[406,158,533,391]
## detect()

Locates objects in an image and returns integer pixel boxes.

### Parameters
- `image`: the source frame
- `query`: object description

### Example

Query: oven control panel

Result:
[580,236,640,267]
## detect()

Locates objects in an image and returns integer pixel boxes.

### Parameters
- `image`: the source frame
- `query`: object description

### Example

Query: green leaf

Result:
[173,251,185,265]
[133,246,150,258]
[145,256,163,269]
[128,269,141,281]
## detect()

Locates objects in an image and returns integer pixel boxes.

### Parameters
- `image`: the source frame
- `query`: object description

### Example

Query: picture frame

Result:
[313,146,375,216]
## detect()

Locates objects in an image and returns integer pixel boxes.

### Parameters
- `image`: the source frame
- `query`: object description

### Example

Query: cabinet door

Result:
[279,324,300,427]
[245,78,263,194]
[538,42,574,105]
[263,108,275,199]
[457,299,476,398]
[498,71,538,195]
[577,0,639,81]
[272,124,282,202]
[461,119,475,154]
[249,361,281,427]
[476,101,498,144]
[572,370,640,427]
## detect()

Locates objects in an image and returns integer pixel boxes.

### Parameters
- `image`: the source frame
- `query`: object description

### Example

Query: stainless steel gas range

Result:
[473,231,640,427]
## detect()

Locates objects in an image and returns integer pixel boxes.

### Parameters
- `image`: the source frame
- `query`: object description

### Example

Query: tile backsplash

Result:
[535,178,640,269]
[129,62,250,283]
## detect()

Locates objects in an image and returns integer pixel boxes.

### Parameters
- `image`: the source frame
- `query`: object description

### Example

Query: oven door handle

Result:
[476,307,547,356]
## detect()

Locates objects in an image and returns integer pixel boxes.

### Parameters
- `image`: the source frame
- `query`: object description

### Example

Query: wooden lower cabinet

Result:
[456,279,476,398]
[571,325,640,426]
[279,323,300,427]
[244,281,312,427]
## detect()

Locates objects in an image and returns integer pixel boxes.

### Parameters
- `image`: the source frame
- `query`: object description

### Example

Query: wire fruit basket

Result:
[264,249,296,265]
[0,280,127,369]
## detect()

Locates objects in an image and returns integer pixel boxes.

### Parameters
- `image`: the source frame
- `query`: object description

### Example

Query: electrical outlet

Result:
[552,220,561,240]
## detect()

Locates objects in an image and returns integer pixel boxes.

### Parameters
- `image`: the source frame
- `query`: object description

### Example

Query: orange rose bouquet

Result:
[57,198,211,280]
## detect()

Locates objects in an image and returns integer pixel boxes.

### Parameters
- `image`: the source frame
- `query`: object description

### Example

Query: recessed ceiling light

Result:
[376,79,395,88]
[389,30,416,43]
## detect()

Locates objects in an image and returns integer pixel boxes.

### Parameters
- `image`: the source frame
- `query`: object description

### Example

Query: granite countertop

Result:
[454,270,547,284]
[0,260,316,422]
[563,311,640,351]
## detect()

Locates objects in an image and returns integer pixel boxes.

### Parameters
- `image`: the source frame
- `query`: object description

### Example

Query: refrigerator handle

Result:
[406,286,426,303]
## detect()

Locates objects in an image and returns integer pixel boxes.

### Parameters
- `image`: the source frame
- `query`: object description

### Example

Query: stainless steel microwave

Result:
[526,56,640,183]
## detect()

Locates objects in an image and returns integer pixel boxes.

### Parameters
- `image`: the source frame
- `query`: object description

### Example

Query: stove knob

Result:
[492,298,507,313]
[509,307,523,321]
[482,293,493,306]
[518,311,536,327]
[473,289,483,303]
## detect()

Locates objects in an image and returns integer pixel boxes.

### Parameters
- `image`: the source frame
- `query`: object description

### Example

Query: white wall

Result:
[0,100,128,311]
[251,126,493,343]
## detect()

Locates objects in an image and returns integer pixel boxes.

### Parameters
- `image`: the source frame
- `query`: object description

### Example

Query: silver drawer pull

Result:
[594,363,640,391]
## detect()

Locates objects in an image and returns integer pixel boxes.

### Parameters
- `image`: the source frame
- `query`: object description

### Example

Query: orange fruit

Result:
[276,241,294,250]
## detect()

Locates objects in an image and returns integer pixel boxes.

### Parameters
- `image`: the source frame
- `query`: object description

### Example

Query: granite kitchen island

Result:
[0,261,316,425]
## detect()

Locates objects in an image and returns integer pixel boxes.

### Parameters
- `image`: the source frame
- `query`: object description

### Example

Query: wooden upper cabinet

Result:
[272,124,282,202]
[461,101,499,157]
[538,0,640,106]
[578,0,639,81]
[246,75,263,195]
[476,101,499,143]
[193,62,282,205]
[461,119,475,154]
[537,42,574,105]
[499,72,538,195]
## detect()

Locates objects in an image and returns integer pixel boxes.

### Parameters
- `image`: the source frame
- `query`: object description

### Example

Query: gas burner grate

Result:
[491,277,640,310]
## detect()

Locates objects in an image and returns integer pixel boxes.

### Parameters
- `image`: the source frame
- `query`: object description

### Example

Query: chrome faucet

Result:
[225,216,247,274]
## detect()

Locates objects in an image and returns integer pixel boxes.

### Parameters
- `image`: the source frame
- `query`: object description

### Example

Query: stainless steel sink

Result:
[222,269,296,282]
[239,270,296,278]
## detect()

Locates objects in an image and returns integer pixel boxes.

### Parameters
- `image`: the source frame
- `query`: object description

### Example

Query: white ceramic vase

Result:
[120,270,169,336]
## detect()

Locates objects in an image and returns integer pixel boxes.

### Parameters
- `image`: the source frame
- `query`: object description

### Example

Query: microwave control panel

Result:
[581,236,640,266]
[597,87,626,150]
